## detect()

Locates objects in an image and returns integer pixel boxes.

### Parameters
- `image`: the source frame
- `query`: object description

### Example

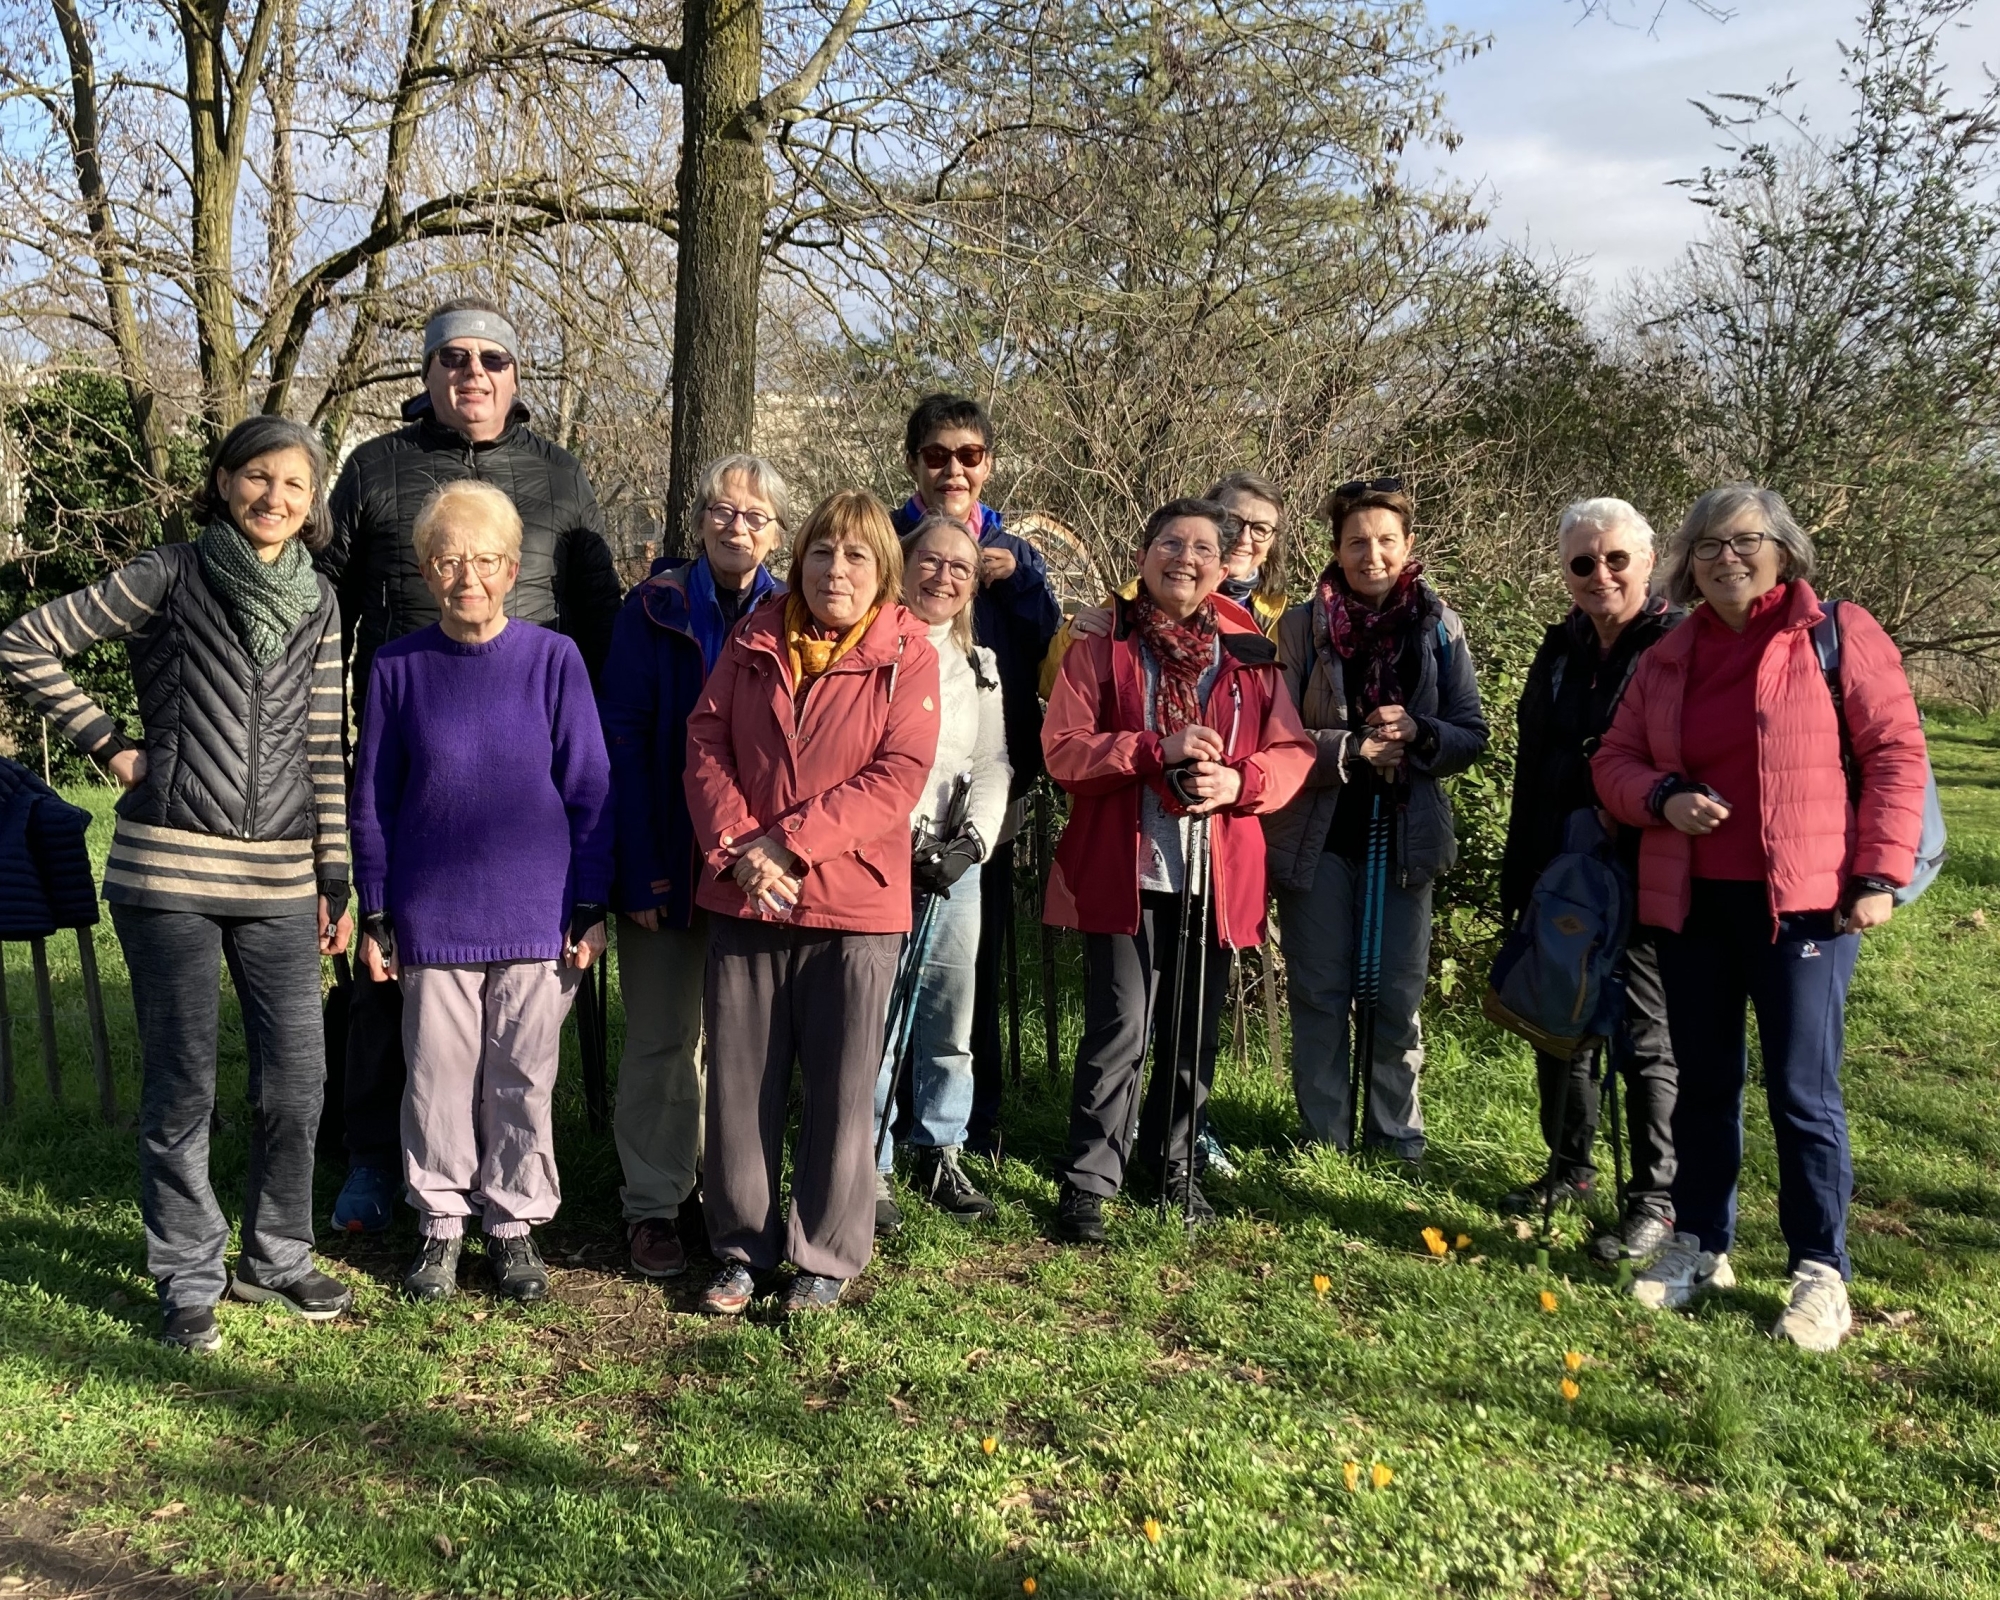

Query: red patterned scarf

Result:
[1318,560,1427,712]
[1129,591,1219,735]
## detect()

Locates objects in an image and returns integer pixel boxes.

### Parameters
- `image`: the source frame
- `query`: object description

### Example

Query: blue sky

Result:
[1427,0,2000,292]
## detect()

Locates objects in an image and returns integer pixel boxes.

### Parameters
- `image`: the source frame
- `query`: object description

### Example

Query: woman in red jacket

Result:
[1593,484,1928,1352]
[1042,497,1314,1241]
[685,489,941,1315]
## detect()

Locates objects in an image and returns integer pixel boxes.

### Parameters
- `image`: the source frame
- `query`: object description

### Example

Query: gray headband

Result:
[423,309,520,363]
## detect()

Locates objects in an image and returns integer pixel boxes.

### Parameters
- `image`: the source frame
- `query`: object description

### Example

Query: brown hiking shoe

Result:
[628,1217,688,1279]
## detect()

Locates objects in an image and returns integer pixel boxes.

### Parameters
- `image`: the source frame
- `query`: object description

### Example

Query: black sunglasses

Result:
[1568,550,1633,577]
[1333,476,1404,498]
[435,345,516,374]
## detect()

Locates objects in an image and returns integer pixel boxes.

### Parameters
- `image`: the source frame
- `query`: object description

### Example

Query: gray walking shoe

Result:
[915,1146,996,1221]
[403,1235,462,1303]
[487,1235,549,1303]
[1590,1208,1676,1267]
[1771,1261,1852,1353]
[874,1169,903,1237]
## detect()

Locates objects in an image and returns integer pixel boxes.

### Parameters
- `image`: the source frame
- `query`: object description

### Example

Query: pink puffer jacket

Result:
[1591,581,1929,933]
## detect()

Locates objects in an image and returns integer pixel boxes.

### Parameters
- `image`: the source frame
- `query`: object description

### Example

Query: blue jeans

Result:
[1655,879,1859,1277]
[1273,854,1432,1158]
[874,872,983,1168]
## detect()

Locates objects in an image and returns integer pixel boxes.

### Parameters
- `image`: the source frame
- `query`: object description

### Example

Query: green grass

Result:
[4,718,2000,1597]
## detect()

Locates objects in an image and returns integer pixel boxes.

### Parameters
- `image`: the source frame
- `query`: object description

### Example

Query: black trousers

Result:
[341,971,408,1171]
[1059,891,1231,1198]
[966,838,1013,1149]
[1533,926,1678,1212]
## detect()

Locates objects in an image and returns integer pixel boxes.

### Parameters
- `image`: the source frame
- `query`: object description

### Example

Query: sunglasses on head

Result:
[1333,475,1404,498]
[1568,550,1634,577]
[918,442,987,471]
[435,345,516,374]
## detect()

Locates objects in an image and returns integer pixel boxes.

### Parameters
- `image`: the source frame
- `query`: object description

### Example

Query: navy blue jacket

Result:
[598,555,781,926]
[0,758,98,936]
[893,498,1061,793]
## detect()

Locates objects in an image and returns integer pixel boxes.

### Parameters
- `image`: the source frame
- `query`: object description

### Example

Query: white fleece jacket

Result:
[916,620,1011,858]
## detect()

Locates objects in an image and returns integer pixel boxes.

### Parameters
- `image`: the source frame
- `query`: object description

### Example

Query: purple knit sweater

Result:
[351,621,613,964]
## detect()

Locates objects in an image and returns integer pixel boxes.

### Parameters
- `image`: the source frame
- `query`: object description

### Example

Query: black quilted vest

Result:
[116,543,335,843]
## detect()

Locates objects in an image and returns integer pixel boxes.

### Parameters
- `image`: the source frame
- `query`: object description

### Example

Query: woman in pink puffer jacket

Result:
[1593,483,1927,1355]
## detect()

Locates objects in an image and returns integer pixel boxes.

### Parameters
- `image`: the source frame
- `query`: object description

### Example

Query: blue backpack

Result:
[1813,601,1946,906]
[1482,807,1632,1062]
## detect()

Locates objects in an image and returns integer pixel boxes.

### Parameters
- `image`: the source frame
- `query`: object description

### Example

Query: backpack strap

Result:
[1812,600,1862,804]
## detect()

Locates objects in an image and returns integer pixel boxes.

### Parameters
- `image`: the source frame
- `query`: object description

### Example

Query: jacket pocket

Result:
[855,836,898,888]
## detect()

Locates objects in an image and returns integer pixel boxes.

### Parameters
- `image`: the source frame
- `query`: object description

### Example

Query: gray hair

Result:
[901,512,981,654]
[692,453,793,538]
[1661,483,1815,607]
[1557,496,1655,555]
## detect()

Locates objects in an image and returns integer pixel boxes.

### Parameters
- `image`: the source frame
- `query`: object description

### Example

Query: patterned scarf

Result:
[784,591,880,693]
[1318,558,1427,713]
[1129,590,1219,735]
[194,519,321,668]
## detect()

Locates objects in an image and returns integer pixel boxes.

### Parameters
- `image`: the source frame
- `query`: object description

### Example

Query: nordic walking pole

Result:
[1154,798,1202,1224]
[1179,815,1213,1230]
[1604,1034,1634,1289]
[1349,786,1388,1154]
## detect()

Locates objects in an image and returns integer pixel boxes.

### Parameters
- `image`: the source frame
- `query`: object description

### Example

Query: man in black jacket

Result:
[1498,497,1684,1265]
[318,298,622,1235]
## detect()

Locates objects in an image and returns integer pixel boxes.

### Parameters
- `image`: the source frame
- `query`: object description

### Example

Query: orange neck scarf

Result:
[785,591,880,692]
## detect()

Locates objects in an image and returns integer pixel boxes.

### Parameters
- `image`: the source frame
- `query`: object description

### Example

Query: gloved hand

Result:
[912,826,984,898]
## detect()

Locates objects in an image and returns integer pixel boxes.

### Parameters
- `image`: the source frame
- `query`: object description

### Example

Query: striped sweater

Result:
[0,544,348,917]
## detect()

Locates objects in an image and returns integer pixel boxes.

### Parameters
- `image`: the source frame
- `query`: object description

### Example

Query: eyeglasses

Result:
[1568,550,1634,577]
[918,443,988,471]
[1151,537,1222,565]
[1230,518,1279,547]
[435,345,516,375]
[428,552,512,580]
[705,502,776,533]
[912,551,976,584]
[1333,476,1404,499]
[1691,531,1772,562]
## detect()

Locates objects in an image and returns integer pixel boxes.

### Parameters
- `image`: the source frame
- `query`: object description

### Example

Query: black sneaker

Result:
[1053,1182,1106,1245]
[1159,1164,1218,1228]
[403,1235,462,1302]
[159,1305,220,1353]
[874,1170,903,1237]
[915,1146,997,1221]
[1591,1207,1677,1266]
[229,1265,352,1321]
[780,1272,846,1314]
[1499,1171,1591,1217]
[487,1235,549,1303]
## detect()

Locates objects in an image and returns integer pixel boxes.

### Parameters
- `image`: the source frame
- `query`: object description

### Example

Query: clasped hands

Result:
[729,834,804,916]
[1160,725,1242,814]
[1357,705,1419,774]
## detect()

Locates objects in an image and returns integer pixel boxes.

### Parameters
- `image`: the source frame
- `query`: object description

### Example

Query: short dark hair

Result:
[1323,479,1414,542]
[903,394,993,460]
[192,415,333,555]
[1140,496,1232,549]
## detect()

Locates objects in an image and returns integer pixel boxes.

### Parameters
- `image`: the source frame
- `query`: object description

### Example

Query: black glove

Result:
[568,902,609,944]
[912,827,984,898]
[360,911,396,973]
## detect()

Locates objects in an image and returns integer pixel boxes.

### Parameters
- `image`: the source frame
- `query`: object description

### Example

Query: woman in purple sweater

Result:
[351,480,613,1304]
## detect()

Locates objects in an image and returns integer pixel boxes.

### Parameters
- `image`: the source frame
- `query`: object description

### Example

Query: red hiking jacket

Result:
[1592,582,1929,933]
[686,599,941,934]
[1041,596,1314,948]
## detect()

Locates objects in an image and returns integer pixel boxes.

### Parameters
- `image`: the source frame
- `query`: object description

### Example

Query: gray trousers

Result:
[1274,855,1433,1157]
[1533,927,1678,1211]
[1059,892,1232,1198]
[400,961,577,1238]
[111,903,323,1315]
[703,916,900,1280]
[613,913,707,1222]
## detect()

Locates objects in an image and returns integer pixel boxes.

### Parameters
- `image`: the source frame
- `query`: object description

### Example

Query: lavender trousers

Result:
[400,960,579,1239]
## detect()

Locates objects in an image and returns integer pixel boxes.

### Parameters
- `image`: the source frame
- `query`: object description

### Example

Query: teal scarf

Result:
[195,520,321,668]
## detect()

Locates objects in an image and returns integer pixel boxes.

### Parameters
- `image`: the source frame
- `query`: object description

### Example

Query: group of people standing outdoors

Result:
[0,297,1931,1360]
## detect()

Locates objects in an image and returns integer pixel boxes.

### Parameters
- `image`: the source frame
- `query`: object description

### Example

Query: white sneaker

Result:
[1771,1261,1852,1353]
[1630,1231,1735,1310]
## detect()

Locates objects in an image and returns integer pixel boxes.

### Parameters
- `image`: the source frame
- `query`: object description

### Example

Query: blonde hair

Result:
[902,513,980,654]
[413,480,523,566]
[787,489,904,611]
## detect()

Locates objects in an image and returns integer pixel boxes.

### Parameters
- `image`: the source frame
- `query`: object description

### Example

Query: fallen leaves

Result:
[147,1501,186,1521]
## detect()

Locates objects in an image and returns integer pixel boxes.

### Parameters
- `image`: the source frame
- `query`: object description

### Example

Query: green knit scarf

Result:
[195,520,322,668]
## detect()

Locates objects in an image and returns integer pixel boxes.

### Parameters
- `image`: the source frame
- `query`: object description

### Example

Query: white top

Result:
[916,619,1012,858]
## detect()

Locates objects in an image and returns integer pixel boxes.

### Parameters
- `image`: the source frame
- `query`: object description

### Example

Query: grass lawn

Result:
[3,714,1999,1598]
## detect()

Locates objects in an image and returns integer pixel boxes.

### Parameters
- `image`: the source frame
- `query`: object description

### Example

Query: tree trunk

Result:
[665,0,767,555]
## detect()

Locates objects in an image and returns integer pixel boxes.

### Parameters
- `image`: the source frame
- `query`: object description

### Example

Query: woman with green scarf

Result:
[0,415,354,1353]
